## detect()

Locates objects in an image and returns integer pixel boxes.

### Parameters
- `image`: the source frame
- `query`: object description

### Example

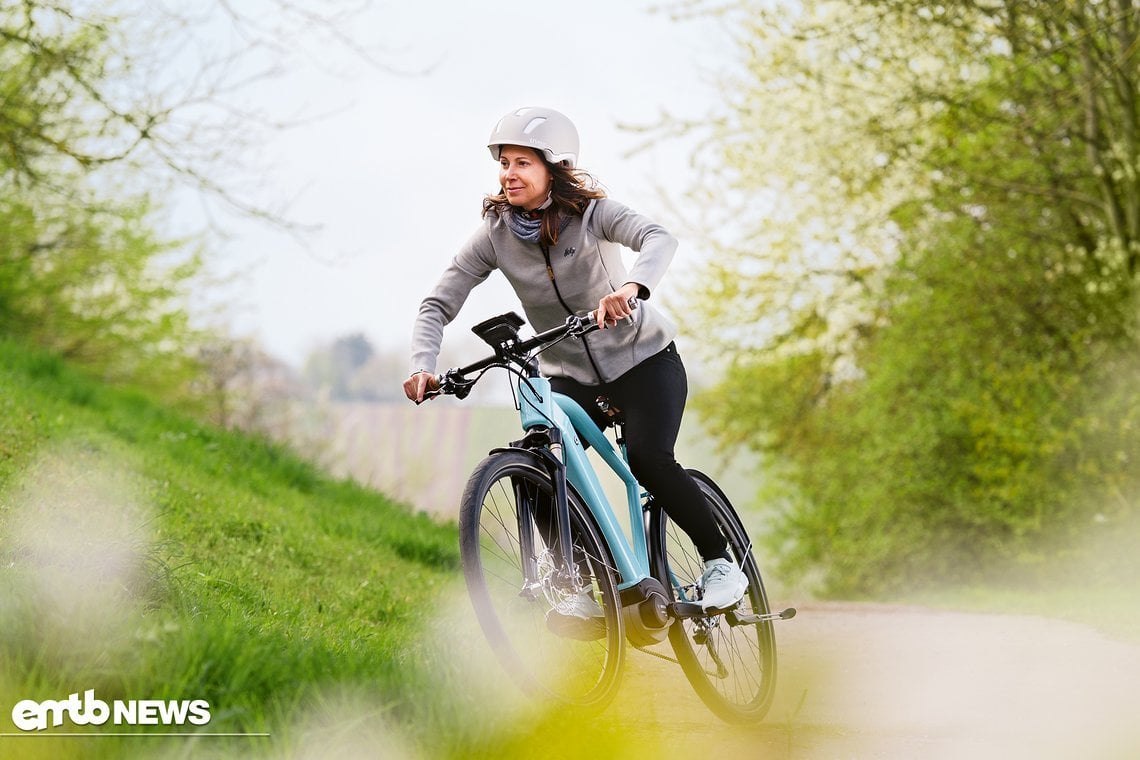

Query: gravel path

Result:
[612,601,1140,759]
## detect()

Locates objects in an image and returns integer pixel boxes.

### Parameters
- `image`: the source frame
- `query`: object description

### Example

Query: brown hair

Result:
[483,151,607,247]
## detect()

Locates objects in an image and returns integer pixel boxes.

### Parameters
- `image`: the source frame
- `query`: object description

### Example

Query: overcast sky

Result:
[196,1,737,369]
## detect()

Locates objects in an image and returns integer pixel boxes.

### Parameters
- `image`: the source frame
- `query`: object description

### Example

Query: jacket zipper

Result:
[541,243,604,382]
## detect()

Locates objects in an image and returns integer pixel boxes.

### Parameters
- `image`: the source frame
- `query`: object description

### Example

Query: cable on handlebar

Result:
[437,365,492,401]
[427,298,637,409]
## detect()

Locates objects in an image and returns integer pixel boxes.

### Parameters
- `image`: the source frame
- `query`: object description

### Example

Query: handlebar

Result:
[420,299,637,403]
[435,312,596,399]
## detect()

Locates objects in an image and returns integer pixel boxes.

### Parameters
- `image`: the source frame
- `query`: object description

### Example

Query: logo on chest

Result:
[562,247,576,258]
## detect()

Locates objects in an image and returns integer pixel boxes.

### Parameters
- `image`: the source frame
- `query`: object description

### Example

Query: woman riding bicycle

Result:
[403,106,746,611]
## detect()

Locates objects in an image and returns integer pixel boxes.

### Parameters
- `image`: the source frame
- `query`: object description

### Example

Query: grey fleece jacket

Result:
[411,198,679,385]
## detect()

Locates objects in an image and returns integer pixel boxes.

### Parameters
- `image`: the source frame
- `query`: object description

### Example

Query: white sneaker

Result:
[545,590,606,641]
[699,558,748,611]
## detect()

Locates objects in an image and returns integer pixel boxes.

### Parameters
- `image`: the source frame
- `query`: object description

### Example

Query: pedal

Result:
[727,607,798,626]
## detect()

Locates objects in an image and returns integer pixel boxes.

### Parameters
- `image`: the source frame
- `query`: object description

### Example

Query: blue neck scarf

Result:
[505,207,544,243]
[505,196,571,244]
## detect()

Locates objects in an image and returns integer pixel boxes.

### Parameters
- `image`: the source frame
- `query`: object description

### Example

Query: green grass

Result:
[0,338,474,758]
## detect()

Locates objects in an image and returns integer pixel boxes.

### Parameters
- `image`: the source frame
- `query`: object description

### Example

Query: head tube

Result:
[518,375,554,431]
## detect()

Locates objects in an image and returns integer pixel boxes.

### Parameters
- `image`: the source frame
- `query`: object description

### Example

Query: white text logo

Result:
[11,690,211,732]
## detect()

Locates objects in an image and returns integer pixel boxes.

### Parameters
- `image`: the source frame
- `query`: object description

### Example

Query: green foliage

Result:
[0,194,207,401]
[0,3,214,405]
[682,0,1140,595]
[0,2,112,180]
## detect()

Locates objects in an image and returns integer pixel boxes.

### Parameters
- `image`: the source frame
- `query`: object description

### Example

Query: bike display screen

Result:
[471,311,526,353]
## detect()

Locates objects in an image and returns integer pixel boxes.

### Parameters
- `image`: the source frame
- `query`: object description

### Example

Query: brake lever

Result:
[413,373,446,405]
[588,296,639,330]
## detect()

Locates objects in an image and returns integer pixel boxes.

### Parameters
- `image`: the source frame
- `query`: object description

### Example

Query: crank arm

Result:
[670,602,797,623]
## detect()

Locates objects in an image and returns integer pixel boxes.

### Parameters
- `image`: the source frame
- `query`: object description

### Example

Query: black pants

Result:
[550,342,729,563]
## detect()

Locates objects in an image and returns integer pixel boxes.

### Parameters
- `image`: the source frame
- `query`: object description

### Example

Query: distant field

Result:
[319,400,765,524]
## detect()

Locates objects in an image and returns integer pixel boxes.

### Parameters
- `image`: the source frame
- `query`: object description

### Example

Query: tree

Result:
[675,0,1140,594]
[0,1,382,402]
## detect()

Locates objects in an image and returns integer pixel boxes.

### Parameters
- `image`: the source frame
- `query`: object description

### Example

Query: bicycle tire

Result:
[649,469,777,723]
[458,449,625,707]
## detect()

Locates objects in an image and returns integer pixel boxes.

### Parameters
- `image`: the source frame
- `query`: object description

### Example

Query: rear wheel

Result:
[458,449,624,707]
[649,470,777,722]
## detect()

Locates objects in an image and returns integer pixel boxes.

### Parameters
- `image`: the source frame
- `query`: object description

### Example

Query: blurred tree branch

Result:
[1,0,394,226]
[0,0,400,403]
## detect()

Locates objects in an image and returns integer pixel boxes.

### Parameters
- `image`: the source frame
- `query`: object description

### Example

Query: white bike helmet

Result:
[487,107,579,168]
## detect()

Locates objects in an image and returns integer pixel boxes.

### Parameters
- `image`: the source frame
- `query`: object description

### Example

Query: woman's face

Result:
[498,146,552,210]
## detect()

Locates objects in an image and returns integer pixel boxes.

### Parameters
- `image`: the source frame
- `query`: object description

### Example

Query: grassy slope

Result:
[0,339,466,758]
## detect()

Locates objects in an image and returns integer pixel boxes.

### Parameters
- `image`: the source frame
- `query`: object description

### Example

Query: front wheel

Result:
[649,470,777,723]
[458,449,625,707]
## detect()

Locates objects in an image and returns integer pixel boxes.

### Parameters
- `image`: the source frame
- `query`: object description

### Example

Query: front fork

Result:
[514,427,579,595]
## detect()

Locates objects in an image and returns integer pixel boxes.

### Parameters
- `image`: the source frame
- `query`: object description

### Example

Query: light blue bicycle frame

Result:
[517,375,650,591]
